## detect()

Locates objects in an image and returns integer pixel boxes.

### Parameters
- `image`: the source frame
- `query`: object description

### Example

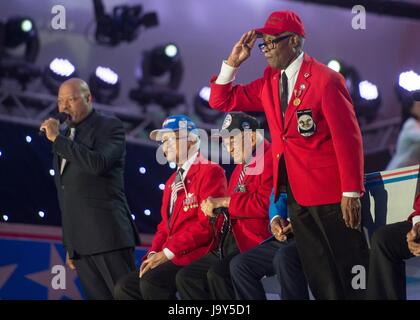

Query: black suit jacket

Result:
[52,110,140,257]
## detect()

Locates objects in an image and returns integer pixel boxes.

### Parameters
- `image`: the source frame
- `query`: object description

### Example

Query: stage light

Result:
[169,162,176,169]
[49,169,55,176]
[0,150,2,157]
[42,58,77,95]
[21,19,33,32]
[131,214,136,220]
[398,71,420,92]
[359,81,379,101]
[165,44,178,58]
[49,58,75,77]
[129,43,185,113]
[144,209,151,216]
[199,86,210,101]
[194,86,223,124]
[3,17,39,62]
[38,211,45,218]
[2,215,9,222]
[395,70,420,125]
[0,16,41,89]
[95,66,118,85]
[327,60,341,73]
[93,0,158,47]
[25,135,32,143]
[89,66,120,104]
[327,59,361,101]
[357,80,381,123]
[159,183,165,190]
[139,166,146,174]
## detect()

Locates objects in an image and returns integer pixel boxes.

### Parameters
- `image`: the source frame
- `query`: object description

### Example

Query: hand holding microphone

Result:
[39,112,69,142]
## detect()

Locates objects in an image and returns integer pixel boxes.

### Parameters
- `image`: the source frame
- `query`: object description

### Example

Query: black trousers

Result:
[287,186,370,300]
[367,221,414,299]
[72,247,135,300]
[176,232,239,300]
[230,238,309,300]
[114,261,183,300]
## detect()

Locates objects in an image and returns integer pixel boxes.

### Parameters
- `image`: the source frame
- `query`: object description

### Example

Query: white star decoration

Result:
[25,244,82,300]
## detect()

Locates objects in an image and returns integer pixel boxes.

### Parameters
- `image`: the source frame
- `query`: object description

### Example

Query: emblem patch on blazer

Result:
[296,109,316,137]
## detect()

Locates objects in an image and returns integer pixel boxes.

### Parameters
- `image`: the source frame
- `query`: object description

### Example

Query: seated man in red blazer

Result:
[175,112,273,300]
[367,191,420,299]
[114,115,228,299]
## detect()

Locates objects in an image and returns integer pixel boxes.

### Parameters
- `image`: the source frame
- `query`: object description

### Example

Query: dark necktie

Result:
[281,71,288,117]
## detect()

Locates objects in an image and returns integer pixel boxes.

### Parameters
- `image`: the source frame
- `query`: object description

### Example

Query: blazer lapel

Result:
[58,127,70,176]
[270,69,284,132]
[284,54,313,131]
[168,155,202,230]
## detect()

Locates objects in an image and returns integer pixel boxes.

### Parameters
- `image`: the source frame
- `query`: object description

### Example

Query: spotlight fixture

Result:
[130,43,185,113]
[396,70,420,125]
[89,66,120,104]
[194,86,223,124]
[93,0,159,47]
[327,59,381,123]
[0,16,41,89]
[42,58,77,95]
[357,80,381,123]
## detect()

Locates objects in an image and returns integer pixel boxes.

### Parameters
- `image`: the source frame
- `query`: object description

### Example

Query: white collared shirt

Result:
[281,51,304,105]
[178,151,199,180]
[215,55,360,198]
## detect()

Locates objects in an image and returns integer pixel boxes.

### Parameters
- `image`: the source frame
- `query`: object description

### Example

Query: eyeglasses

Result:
[257,34,292,53]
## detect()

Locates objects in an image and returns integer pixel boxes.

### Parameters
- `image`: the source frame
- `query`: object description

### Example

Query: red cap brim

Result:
[254,27,283,36]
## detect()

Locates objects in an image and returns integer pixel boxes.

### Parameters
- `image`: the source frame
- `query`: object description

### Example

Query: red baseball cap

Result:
[255,11,305,37]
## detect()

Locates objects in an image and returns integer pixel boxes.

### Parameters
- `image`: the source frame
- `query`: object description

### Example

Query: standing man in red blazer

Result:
[209,10,369,299]
[114,115,228,299]
[176,112,273,299]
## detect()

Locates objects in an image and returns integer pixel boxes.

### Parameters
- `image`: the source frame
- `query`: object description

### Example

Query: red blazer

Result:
[209,53,364,206]
[227,140,273,252]
[148,154,228,266]
[408,193,420,222]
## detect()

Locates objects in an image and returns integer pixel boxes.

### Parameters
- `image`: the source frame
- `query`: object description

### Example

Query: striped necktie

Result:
[234,163,249,192]
[169,168,184,217]
[60,127,76,175]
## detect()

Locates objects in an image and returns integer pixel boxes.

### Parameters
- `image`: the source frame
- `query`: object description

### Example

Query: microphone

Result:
[39,112,69,136]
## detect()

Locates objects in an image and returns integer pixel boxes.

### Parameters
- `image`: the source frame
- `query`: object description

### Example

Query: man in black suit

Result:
[40,78,139,299]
